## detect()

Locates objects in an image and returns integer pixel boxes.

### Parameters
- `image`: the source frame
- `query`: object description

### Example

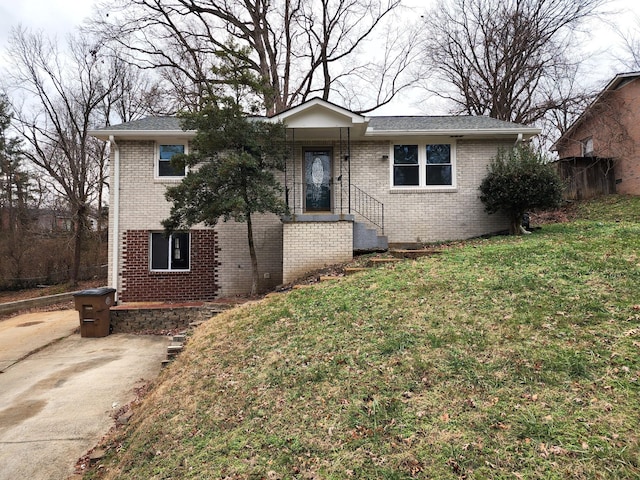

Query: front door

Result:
[304,149,332,212]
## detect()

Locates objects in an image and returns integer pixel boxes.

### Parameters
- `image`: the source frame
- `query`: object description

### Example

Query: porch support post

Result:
[284,128,289,207]
[339,128,343,215]
[347,127,351,214]
[291,128,296,214]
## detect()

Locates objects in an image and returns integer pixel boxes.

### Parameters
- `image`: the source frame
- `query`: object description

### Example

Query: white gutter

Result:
[364,128,541,138]
[90,130,194,141]
[109,135,120,301]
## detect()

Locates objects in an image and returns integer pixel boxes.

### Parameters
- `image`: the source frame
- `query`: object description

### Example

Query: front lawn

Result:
[86,195,640,479]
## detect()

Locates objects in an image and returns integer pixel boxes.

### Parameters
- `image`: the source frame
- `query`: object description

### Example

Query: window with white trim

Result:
[393,145,419,186]
[157,144,186,177]
[581,137,594,157]
[392,142,455,187]
[150,232,190,271]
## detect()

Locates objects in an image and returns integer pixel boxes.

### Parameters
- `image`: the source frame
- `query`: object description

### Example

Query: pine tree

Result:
[163,51,288,295]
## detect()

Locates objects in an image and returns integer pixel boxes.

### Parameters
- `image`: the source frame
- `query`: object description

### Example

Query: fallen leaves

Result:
[538,443,569,458]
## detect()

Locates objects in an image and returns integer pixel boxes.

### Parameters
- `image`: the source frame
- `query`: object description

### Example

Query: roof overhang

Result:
[88,129,195,141]
[364,127,540,139]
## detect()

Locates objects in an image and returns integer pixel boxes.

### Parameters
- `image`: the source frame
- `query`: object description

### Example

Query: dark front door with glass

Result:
[304,149,332,212]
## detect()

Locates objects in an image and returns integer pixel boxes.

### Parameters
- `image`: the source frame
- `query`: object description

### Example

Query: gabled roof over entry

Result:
[272,97,367,129]
[269,97,369,140]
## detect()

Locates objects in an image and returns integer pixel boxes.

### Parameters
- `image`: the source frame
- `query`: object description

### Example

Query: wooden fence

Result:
[554,157,616,200]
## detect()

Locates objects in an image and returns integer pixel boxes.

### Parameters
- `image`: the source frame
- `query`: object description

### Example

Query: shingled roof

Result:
[102,116,183,131]
[367,116,534,132]
[91,99,539,140]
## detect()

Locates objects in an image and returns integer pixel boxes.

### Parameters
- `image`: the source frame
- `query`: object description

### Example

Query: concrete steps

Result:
[325,247,443,281]
[162,333,187,367]
[353,222,388,252]
[389,248,443,259]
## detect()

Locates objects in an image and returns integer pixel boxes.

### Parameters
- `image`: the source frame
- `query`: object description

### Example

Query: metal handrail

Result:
[350,184,384,235]
[284,181,385,235]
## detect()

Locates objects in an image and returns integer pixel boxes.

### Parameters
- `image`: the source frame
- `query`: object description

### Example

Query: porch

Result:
[281,213,388,286]
[276,101,388,284]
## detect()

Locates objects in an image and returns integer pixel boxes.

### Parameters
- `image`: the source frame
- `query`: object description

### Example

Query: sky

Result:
[0,0,639,116]
[0,0,94,46]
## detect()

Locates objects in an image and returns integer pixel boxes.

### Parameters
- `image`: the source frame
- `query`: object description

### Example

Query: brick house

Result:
[553,72,640,196]
[91,98,539,302]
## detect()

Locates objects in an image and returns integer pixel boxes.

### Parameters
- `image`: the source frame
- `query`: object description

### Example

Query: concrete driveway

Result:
[0,310,170,480]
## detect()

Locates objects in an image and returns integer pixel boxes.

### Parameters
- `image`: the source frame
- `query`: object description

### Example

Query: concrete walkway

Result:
[0,310,79,372]
[0,310,170,480]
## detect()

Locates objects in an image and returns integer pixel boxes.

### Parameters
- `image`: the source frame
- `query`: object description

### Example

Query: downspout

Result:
[515,133,523,146]
[109,135,120,301]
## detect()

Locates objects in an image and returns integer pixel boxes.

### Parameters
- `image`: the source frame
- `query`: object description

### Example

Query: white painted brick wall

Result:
[111,136,511,296]
[283,221,353,284]
[112,140,285,297]
[215,215,283,297]
[283,139,510,243]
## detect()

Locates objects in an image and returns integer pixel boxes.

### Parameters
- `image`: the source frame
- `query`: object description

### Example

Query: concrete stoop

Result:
[353,221,388,252]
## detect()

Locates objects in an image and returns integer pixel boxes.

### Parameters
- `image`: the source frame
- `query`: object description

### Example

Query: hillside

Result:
[85,195,640,479]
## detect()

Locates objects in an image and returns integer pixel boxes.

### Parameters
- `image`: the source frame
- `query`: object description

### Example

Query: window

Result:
[158,144,186,177]
[392,142,455,188]
[150,232,190,271]
[426,144,452,185]
[581,137,594,157]
[393,145,419,186]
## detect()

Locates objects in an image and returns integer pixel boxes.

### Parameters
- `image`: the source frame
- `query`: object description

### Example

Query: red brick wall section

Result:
[121,229,219,302]
[555,78,640,195]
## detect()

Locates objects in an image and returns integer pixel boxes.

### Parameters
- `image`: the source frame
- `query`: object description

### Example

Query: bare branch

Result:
[422,0,606,130]
[87,0,419,114]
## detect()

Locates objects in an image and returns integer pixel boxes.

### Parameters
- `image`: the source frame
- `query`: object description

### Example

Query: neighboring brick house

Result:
[91,98,539,302]
[553,72,640,196]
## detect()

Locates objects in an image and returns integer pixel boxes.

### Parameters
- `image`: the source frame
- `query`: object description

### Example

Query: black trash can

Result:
[73,288,117,338]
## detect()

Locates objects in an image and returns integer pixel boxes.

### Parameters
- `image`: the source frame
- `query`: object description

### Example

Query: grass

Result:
[85,195,640,479]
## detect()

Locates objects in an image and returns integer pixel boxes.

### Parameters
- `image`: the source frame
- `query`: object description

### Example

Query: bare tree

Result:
[88,0,420,114]
[535,64,598,147]
[98,53,171,123]
[4,28,120,285]
[615,15,640,70]
[422,0,605,127]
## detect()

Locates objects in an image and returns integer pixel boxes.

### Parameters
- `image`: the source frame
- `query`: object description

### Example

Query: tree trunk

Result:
[245,211,259,296]
[70,206,85,287]
[510,214,522,235]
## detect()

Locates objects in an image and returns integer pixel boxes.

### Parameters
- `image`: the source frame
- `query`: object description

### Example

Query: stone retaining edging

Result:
[109,304,230,333]
[0,292,76,316]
